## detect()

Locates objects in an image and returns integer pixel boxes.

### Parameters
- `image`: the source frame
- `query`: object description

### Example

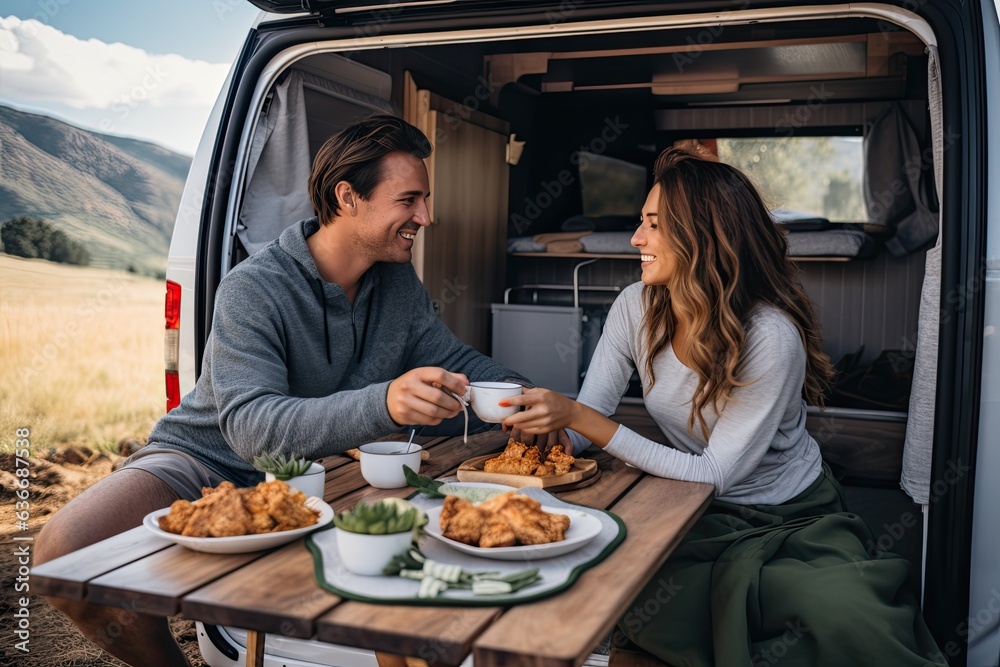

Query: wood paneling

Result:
[421,112,510,353]
[797,248,926,365]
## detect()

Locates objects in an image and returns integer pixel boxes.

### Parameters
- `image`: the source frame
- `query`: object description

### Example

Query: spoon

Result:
[402,427,417,453]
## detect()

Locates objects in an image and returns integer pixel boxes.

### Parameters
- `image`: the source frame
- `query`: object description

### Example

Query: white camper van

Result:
[164,1,1000,665]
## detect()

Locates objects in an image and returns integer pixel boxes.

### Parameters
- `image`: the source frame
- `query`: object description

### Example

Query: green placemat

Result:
[306,486,626,606]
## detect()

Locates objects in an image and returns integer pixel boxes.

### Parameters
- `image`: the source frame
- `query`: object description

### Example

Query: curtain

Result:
[237,70,314,256]
[864,103,938,257]
[901,46,944,505]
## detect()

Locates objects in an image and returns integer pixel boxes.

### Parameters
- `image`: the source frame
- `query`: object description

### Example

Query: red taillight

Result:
[165,280,181,412]
[165,280,181,330]
[166,371,181,412]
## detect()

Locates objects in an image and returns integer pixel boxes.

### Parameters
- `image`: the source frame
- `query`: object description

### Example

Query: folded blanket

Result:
[580,231,639,254]
[786,229,876,258]
[532,231,592,245]
[545,240,585,253]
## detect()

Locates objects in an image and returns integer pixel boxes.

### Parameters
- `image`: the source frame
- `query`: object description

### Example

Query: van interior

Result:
[231,15,936,599]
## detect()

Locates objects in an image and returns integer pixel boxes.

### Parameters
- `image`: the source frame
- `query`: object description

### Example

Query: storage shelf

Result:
[511,252,639,260]
[511,252,853,262]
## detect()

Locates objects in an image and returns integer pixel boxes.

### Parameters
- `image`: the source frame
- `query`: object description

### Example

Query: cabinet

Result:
[405,73,509,355]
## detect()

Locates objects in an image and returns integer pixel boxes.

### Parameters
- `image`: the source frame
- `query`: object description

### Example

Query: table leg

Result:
[246,629,265,667]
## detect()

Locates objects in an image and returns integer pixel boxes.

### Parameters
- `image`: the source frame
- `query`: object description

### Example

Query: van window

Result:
[717,136,866,222]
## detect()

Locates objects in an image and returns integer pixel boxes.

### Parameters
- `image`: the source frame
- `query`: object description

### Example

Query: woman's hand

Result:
[502,425,574,456]
[499,388,580,434]
[501,388,619,449]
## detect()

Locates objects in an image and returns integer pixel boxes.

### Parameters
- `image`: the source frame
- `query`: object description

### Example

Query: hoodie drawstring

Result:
[315,276,373,365]
[316,277,331,364]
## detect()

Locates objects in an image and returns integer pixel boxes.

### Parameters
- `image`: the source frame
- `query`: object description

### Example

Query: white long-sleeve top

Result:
[568,282,822,505]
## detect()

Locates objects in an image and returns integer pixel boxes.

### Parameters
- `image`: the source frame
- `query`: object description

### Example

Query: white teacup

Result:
[468,382,523,423]
[358,442,422,489]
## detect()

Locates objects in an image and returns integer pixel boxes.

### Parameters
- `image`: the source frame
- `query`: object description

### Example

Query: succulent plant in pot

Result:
[253,452,325,499]
[333,499,427,575]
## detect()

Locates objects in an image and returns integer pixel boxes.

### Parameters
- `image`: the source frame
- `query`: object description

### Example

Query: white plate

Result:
[142,497,334,554]
[422,503,603,561]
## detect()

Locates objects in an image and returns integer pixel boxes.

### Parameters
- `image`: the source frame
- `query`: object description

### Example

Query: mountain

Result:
[0,105,192,272]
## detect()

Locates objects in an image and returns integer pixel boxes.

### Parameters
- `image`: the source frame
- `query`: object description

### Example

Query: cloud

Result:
[0,16,232,154]
[0,16,230,109]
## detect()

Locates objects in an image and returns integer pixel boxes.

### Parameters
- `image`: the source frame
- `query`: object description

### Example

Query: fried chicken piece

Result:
[483,438,573,477]
[156,479,318,538]
[534,463,555,477]
[258,480,318,531]
[544,445,575,476]
[440,496,484,546]
[479,512,517,548]
[182,483,253,537]
[158,500,196,535]
[495,494,570,545]
[243,486,277,533]
[484,441,542,475]
[442,491,569,547]
[484,440,523,473]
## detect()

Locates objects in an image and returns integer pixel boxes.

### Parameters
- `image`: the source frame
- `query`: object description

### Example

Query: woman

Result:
[501,148,943,666]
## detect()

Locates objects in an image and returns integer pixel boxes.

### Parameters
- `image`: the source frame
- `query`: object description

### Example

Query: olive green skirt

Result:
[619,465,945,667]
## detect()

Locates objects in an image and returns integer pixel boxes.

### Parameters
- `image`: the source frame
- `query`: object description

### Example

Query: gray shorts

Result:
[117,445,254,501]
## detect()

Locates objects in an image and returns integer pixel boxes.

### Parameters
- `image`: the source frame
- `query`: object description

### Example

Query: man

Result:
[35,114,541,667]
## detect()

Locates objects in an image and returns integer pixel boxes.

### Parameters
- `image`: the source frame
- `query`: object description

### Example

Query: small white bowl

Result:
[336,528,413,576]
[265,461,325,500]
[358,442,422,489]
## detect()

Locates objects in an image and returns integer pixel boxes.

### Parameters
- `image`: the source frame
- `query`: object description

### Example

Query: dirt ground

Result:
[1,446,207,667]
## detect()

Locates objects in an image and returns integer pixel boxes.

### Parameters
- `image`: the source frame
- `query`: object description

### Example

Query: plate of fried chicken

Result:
[457,439,599,489]
[423,489,603,561]
[143,480,334,553]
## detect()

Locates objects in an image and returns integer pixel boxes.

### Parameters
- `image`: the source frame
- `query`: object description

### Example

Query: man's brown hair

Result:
[308,114,432,224]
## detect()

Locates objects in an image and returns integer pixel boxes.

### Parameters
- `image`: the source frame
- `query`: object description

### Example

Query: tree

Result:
[1,217,90,266]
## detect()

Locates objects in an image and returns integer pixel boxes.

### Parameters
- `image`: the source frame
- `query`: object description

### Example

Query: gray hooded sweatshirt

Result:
[148,217,527,479]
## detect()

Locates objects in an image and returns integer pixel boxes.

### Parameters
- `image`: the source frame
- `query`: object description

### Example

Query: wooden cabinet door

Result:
[406,75,509,354]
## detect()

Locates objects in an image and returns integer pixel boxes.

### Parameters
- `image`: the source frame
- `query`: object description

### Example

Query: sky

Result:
[0,0,262,156]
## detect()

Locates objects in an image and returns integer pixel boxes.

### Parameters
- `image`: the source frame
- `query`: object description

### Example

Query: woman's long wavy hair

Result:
[641,148,835,439]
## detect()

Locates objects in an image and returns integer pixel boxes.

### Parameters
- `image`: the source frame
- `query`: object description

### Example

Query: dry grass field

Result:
[0,254,213,667]
[0,253,165,454]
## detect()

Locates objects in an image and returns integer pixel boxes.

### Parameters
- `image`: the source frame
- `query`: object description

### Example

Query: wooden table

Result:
[32,431,714,667]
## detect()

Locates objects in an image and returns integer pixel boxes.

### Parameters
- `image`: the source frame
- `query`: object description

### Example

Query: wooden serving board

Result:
[456,454,598,488]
